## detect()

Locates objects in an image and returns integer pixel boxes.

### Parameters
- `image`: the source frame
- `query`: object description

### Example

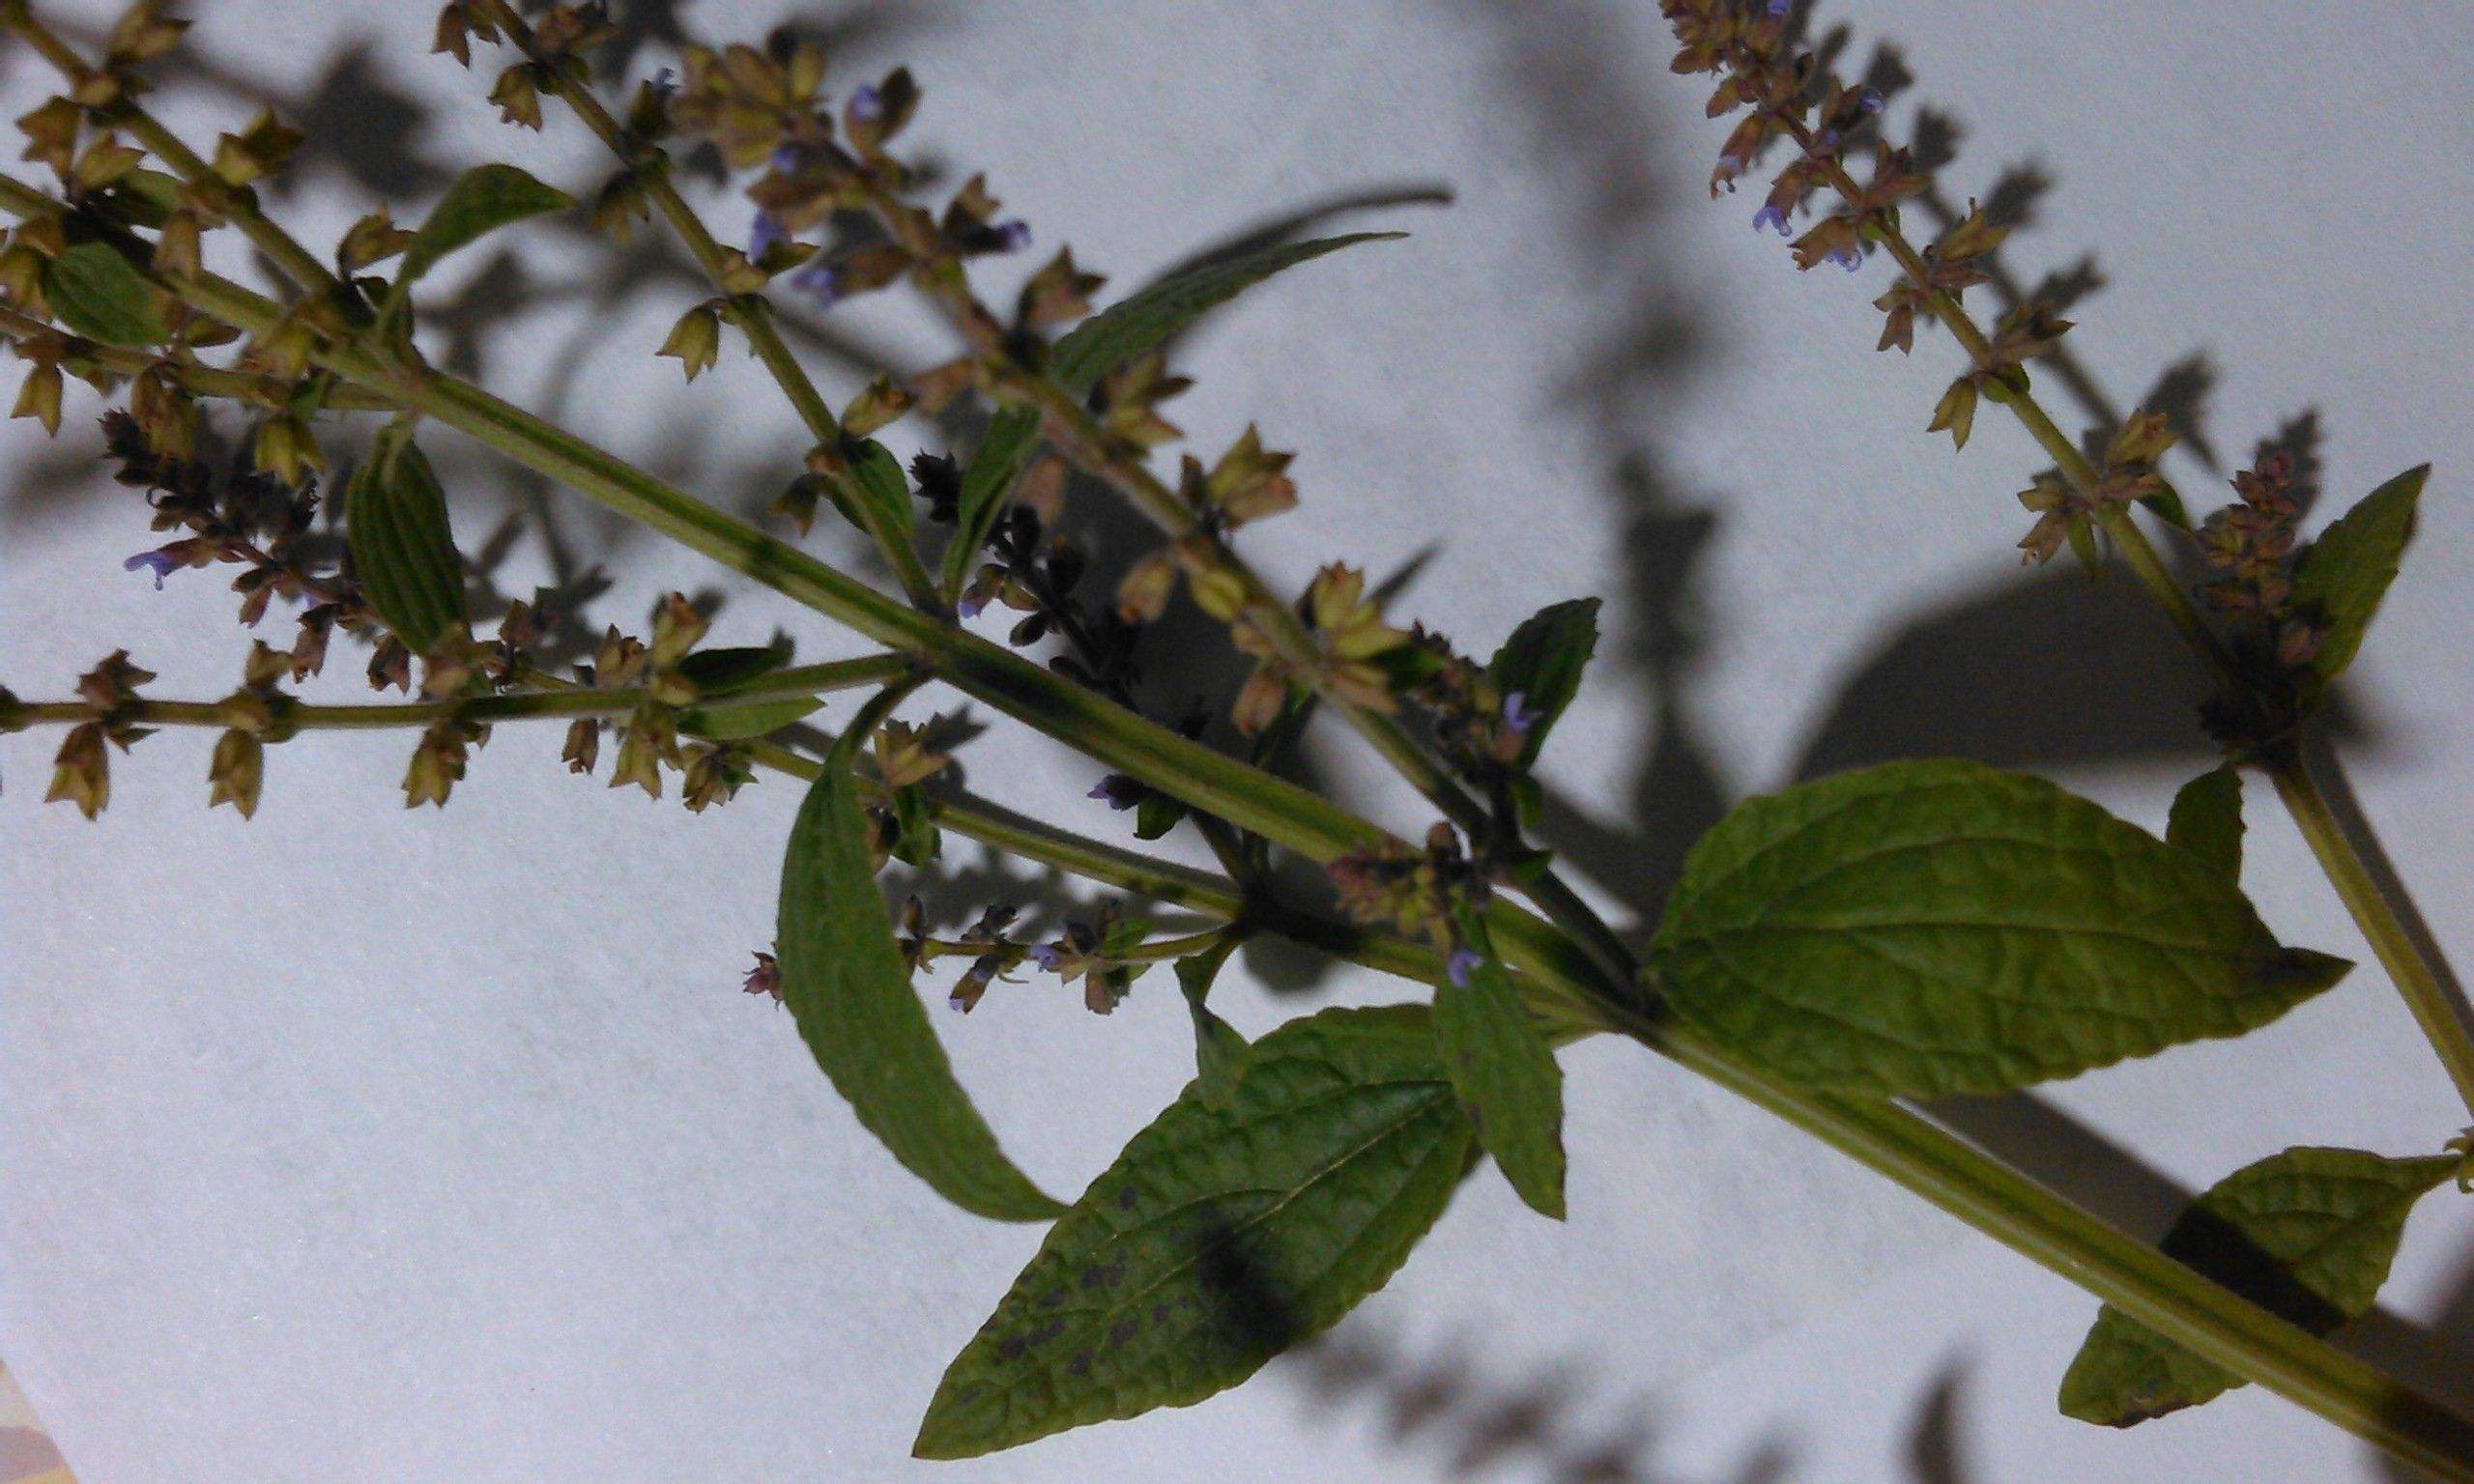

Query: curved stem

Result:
[470,0,941,613]
[5,160,2470,1473]
[1795,136,2474,1122]
[1,2,342,300]
[849,174,1643,987]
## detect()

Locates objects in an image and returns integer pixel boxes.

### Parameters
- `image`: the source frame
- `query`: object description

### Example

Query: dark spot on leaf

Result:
[1080,1260,1126,1291]
[1108,1318,1139,1348]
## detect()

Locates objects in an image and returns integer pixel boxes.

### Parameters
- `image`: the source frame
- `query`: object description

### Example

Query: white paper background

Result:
[6,1,2474,1479]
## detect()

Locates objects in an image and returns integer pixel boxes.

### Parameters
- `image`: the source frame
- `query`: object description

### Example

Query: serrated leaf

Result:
[676,641,792,693]
[1173,938,1249,1107]
[2059,1147,2456,1426]
[678,695,820,740]
[777,750,1063,1222]
[846,438,915,537]
[346,432,467,653]
[395,163,573,291]
[942,407,1040,593]
[2167,765,2244,879]
[1433,937,1565,1218]
[913,1006,1473,1458]
[2292,466,2424,692]
[1648,759,2349,1098]
[1487,597,1599,766]
[1047,232,1404,397]
[42,242,167,347]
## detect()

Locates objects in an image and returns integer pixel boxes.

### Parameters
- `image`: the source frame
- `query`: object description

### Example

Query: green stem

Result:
[1607,998,2474,1482]
[0,653,910,733]
[1802,138,2474,1124]
[7,166,2470,1473]
[2272,756,2474,1117]
[470,0,942,614]
[0,2,343,300]
[854,175,1643,987]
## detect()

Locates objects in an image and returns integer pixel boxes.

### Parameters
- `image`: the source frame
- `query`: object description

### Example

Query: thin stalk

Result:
[0,304,396,408]
[469,0,940,613]
[0,652,910,732]
[1797,134,2474,1122]
[1602,998,2474,1482]
[2273,759,2474,1116]
[1,2,341,300]
[850,174,1643,986]
[4,163,2469,1473]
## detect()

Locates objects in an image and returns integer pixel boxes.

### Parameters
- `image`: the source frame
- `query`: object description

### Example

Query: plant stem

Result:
[0,2,342,301]
[1796,134,2474,1123]
[468,0,941,614]
[2273,756,2474,1116]
[6,157,2470,1474]
[0,653,910,732]
[849,173,1644,987]
[1600,999,2474,1481]
[0,304,397,408]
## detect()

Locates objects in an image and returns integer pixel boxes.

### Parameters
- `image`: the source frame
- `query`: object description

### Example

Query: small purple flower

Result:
[789,257,842,306]
[1767,0,1791,15]
[123,549,177,589]
[748,210,787,260]
[849,83,884,124]
[1087,774,1143,811]
[1501,690,1539,737]
[1027,943,1061,972]
[769,143,807,175]
[1751,204,1791,238]
[1857,87,1885,115]
[958,592,987,619]
[1828,245,1864,272]
[1446,948,1483,989]
[648,67,677,95]
[992,219,1032,253]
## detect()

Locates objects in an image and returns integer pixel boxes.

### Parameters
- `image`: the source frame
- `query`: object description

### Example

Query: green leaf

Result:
[1047,232,1404,397]
[395,163,573,292]
[941,407,1040,593]
[2291,466,2425,692]
[913,1006,1473,1458]
[2059,1147,2457,1426]
[1133,791,1186,842]
[346,432,467,653]
[1648,759,2349,1099]
[1487,597,1599,766]
[2167,765,2244,879]
[845,438,915,537]
[1433,933,1566,1218]
[1172,938,1249,1107]
[42,242,167,347]
[777,751,1063,1222]
[678,695,820,741]
[889,782,941,867]
[676,641,792,693]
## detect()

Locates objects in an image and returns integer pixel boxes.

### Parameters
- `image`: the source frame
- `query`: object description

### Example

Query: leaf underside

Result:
[346,438,466,653]
[1433,949,1566,1217]
[1047,232,1404,396]
[2059,1147,2456,1426]
[913,1006,1474,1459]
[2291,466,2425,692]
[43,241,169,347]
[777,763,1063,1223]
